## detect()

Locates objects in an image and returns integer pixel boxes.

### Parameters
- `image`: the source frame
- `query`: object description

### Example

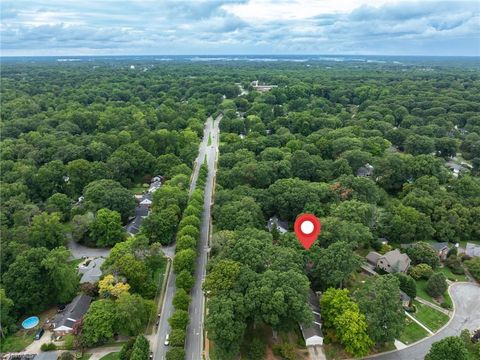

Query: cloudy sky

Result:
[1,0,479,56]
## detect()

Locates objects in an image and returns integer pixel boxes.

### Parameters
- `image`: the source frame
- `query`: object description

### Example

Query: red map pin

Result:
[294,214,321,250]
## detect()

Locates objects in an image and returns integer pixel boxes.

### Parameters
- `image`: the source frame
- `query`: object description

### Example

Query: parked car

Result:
[149,351,153,360]
[35,328,45,340]
[164,333,169,346]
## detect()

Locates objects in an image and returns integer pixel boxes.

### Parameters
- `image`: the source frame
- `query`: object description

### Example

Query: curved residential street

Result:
[367,282,480,360]
[153,115,220,360]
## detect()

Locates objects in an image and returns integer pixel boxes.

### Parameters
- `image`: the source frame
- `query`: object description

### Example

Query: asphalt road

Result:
[67,239,110,259]
[153,116,217,360]
[185,115,221,360]
[366,282,480,360]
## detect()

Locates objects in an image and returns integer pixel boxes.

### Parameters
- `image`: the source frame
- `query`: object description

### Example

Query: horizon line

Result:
[1,54,479,58]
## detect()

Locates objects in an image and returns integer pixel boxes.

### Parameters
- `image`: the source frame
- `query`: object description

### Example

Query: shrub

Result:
[169,329,186,347]
[178,215,200,230]
[183,205,201,217]
[409,263,433,280]
[58,353,74,360]
[379,244,393,254]
[173,289,191,311]
[119,338,136,360]
[426,273,448,298]
[168,310,189,329]
[165,348,185,360]
[176,225,199,241]
[63,334,75,350]
[173,249,196,274]
[465,257,480,281]
[175,235,196,252]
[41,343,57,351]
[445,256,464,275]
[175,270,194,292]
[441,301,452,309]
[246,338,266,360]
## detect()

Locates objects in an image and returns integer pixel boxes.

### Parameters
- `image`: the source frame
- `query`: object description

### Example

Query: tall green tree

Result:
[129,335,150,360]
[84,179,136,222]
[90,208,125,247]
[115,293,153,336]
[29,212,65,249]
[356,275,405,344]
[425,336,469,360]
[82,300,116,346]
[426,273,448,298]
[0,289,16,337]
[310,241,363,290]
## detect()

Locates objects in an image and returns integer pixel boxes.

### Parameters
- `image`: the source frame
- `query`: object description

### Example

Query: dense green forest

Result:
[1,59,480,359]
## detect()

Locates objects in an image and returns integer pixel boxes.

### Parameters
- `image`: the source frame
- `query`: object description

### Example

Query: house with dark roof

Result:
[125,176,162,236]
[431,242,450,260]
[366,249,411,273]
[266,216,288,234]
[52,295,92,336]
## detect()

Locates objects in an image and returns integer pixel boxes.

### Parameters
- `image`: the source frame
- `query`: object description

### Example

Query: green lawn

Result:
[208,133,212,146]
[99,352,120,360]
[76,353,92,360]
[0,332,34,352]
[399,317,429,345]
[69,258,84,270]
[130,183,149,194]
[436,266,468,282]
[415,279,453,309]
[411,301,450,331]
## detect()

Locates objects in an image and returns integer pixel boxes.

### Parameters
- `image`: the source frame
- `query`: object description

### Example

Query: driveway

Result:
[24,330,54,353]
[366,282,480,360]
[68,239,110,259]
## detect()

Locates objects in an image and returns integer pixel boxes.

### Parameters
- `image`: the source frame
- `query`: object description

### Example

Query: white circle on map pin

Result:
[300,220,314,235]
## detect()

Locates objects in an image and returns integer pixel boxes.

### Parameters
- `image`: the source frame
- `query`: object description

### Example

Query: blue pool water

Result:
[21,316,39,329]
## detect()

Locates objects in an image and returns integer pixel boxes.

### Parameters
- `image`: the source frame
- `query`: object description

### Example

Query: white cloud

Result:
[0,0,478,56]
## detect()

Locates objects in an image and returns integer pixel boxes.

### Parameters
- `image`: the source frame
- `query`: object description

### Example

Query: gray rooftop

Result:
[33,353,58,360]
[300,290,323,346]
[53,294,92,330]
[366,251,381,265]
[79,257,105,284]
[431,242,449,251]
[465,243,480,257]
[380,249,411,272]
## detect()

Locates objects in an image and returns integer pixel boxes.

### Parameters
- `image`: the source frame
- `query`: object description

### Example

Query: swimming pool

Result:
[21,316,39,329]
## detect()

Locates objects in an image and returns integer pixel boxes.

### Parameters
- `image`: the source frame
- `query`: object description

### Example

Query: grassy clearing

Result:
[411,301,450,331]
[99,352,120,360]
[437,266,468,282]
[415,279,453,308]
[208,133,212,146]
[76,353,92,360]
[399,317,429,345]
[130,183,149,194]
[0,332,34,352]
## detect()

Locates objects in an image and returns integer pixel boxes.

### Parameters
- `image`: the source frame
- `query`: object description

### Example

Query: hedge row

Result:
[166,162,208,359]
